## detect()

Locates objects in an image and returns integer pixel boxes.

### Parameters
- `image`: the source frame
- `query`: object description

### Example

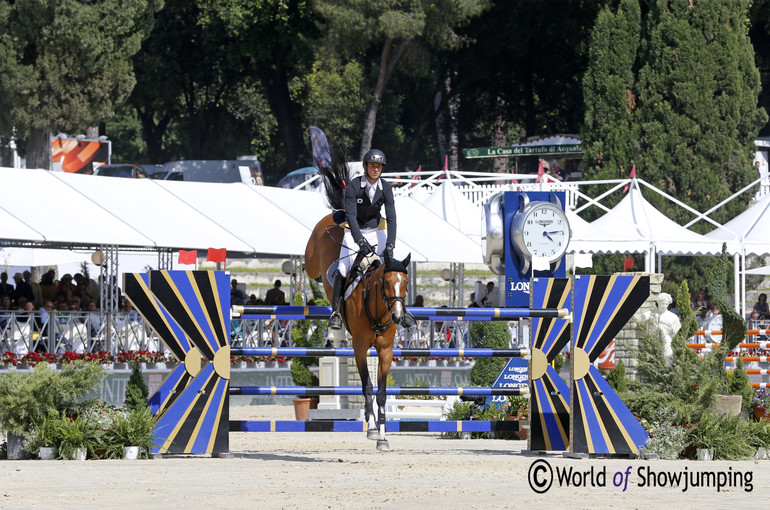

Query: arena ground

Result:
[0,405,768,509]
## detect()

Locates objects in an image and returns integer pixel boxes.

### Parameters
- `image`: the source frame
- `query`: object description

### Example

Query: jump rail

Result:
[231,347,530,358]
[229,385,529,397]
[232,305,569,320]
[687,342,770,349]
[230,420,522,433]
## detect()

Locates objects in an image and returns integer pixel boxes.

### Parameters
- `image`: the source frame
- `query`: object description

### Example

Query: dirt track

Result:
[1,405,768,509]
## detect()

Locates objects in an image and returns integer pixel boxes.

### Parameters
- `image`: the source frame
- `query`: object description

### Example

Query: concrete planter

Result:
[39,447,58,460]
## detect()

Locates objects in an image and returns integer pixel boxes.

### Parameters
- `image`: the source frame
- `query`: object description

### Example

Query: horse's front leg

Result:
[375,345,394,451]
[355,350,377,439]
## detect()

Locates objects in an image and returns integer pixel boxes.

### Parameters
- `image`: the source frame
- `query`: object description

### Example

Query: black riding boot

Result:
[329,272,345,330]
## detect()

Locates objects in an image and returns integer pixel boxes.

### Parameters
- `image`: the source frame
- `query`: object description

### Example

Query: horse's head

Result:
[380,253,411,326]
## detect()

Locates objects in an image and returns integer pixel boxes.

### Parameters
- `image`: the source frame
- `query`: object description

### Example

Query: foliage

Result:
[105,407,156,458]
[640,422,689,460]
[752,387,770,409]
[505,395,528,421]
[707,245,746,351]
[289,291,322,387]
[24,414,67,455]
[469,321,509,386]
[0,0,163,167]
[0,362,104,435]
[603,359,628,393]
[124,364,149,411]
[444,400,472,421]
[729,356,754,413]
[686,413,755,460]
[58,414,100,460]
[552,353,565,374]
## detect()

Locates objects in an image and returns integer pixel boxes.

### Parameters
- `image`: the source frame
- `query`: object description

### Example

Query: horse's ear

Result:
[402,253,411,268]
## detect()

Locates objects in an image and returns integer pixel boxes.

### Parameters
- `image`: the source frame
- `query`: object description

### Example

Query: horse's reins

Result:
[362,265,406,336]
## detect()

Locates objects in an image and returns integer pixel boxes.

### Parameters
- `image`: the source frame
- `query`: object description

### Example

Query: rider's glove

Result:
[356,237,374,256]
[384,243,394,261]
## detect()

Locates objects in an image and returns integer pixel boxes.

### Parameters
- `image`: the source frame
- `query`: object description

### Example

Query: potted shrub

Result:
[59,415,97,460]
[289,291,325,420]
[0,362,104,459]
[686,415,718,461]
[107,407,156,459]
[25,415,67,460]
[751,387,770,421]
[506,395,529,440]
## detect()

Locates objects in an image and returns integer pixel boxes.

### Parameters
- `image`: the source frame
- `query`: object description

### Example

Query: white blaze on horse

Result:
[304,145,410,451]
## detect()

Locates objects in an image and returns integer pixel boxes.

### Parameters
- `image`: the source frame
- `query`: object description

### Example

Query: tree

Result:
[315,0,488,159]
[0,0,162,169]
[634,0,766,226]
[582,0,642,184]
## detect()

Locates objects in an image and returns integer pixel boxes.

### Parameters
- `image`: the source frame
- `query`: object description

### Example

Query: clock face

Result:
[512,202,570,262]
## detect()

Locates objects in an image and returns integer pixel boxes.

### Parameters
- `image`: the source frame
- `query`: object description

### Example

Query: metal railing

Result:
[0,312,523,357]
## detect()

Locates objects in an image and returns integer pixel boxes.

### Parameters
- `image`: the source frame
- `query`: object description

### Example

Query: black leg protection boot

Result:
[401,310,417,328]
[329,272,345,330]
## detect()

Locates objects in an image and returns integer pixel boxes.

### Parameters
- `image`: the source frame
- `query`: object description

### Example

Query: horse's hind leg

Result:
[355,350,377,439]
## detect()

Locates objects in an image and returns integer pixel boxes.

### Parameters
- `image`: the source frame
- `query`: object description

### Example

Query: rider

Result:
[329,149,415,330]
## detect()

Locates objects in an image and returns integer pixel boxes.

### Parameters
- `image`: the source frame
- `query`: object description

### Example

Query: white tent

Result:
[704,191,770,256]
[420,181,482,243]
[0,247,89,267]
[589,185,726,271]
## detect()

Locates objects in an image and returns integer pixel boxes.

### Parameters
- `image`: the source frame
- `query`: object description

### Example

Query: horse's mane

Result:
[317,143,350,211]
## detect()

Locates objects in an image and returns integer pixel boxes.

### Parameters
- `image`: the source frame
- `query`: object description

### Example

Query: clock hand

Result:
[543,231,554,242]
[545,230,563,235]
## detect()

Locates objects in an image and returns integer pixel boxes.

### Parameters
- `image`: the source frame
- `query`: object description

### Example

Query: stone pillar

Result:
[612,271,662,380]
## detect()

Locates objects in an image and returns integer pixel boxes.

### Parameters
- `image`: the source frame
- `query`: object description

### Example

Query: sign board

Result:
[487,357,528,407]
[462,144,582,159]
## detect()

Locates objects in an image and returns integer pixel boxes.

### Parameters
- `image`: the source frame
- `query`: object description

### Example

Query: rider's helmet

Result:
[363,149,386,178]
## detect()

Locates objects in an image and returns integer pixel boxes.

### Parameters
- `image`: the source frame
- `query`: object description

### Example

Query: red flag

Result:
[623,257,634,271]
[178,250,197,266]
[207,248,227,266]
[442,154,448,171]
[535,159,545,184]
[623,164,636,193]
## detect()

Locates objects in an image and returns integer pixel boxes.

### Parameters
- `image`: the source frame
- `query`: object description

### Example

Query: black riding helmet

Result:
[363,149,386,178]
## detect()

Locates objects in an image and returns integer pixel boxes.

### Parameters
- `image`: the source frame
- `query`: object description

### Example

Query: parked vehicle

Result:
[153,159,263,185]
[92,164,151,179]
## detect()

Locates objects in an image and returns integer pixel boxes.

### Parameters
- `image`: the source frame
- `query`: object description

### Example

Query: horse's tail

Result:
[317,143,349,211]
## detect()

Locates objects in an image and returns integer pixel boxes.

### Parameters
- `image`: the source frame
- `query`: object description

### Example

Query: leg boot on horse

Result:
[329,271,345,330]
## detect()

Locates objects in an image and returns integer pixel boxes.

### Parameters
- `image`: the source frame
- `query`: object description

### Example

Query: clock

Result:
[481,192,505,275]
[510,193,571,274]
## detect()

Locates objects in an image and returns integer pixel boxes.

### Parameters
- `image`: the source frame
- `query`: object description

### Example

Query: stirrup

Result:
[329,311,342,330]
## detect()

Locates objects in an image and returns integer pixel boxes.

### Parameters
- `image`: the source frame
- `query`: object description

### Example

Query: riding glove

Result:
[384,243,394,261]
[356,237,374,256]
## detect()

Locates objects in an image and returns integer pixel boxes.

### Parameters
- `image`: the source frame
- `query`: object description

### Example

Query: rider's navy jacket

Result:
[344,175,397,247]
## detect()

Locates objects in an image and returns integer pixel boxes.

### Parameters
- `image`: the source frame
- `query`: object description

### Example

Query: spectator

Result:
[0,272,13,295]
[24,270,43,307]
[11,273,34,306]
[246,294,258,305]
[231,279,247,305]
[69,295,83,311]
[474,281,496,307]
[86,300,101,337]
[39,271,58,301]
[265,279,285,305]
[692,289,709,312]
[57,274,79,302]
[707,304,723,343]
[0,295,12,328]
[753,293,769,320]
[550,160,568,181]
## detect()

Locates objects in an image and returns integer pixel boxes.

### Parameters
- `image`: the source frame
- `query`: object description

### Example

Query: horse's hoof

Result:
[376,440,390,452]
[367,429,379,440]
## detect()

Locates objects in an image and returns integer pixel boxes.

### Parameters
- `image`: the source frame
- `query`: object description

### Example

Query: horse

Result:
[304,146,410,451]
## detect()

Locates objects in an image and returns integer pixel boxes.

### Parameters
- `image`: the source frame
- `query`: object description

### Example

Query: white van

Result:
[154,158,263,185]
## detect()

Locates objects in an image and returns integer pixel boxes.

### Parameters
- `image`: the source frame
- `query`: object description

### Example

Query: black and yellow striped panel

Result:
[570,274,649,456]
[528,278,571,452]
[147,270,230,360]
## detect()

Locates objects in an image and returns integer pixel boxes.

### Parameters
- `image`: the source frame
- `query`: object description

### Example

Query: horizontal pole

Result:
[232,347,530,358]
[229,385,529,397]
[232,305,568,320]
[694,330,770,336]
[230,420,523,433]
[687,342,770,349]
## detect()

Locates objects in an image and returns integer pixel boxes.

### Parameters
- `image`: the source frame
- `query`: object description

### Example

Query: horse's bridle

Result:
[362,266,407,336]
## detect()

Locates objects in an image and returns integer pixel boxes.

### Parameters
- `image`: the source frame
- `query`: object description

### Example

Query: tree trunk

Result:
[27,128,51,170]
[360,38,411,159]
[86,126,99,139]
[447,70,460,172]
[255,57,305,173]
[492,96,508,173]
[434,88,447,168]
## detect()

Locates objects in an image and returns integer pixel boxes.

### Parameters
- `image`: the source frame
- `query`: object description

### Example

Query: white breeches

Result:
[338,228,386,277]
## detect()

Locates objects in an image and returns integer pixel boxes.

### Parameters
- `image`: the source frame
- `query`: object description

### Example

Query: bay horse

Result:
[304,146,410,451]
